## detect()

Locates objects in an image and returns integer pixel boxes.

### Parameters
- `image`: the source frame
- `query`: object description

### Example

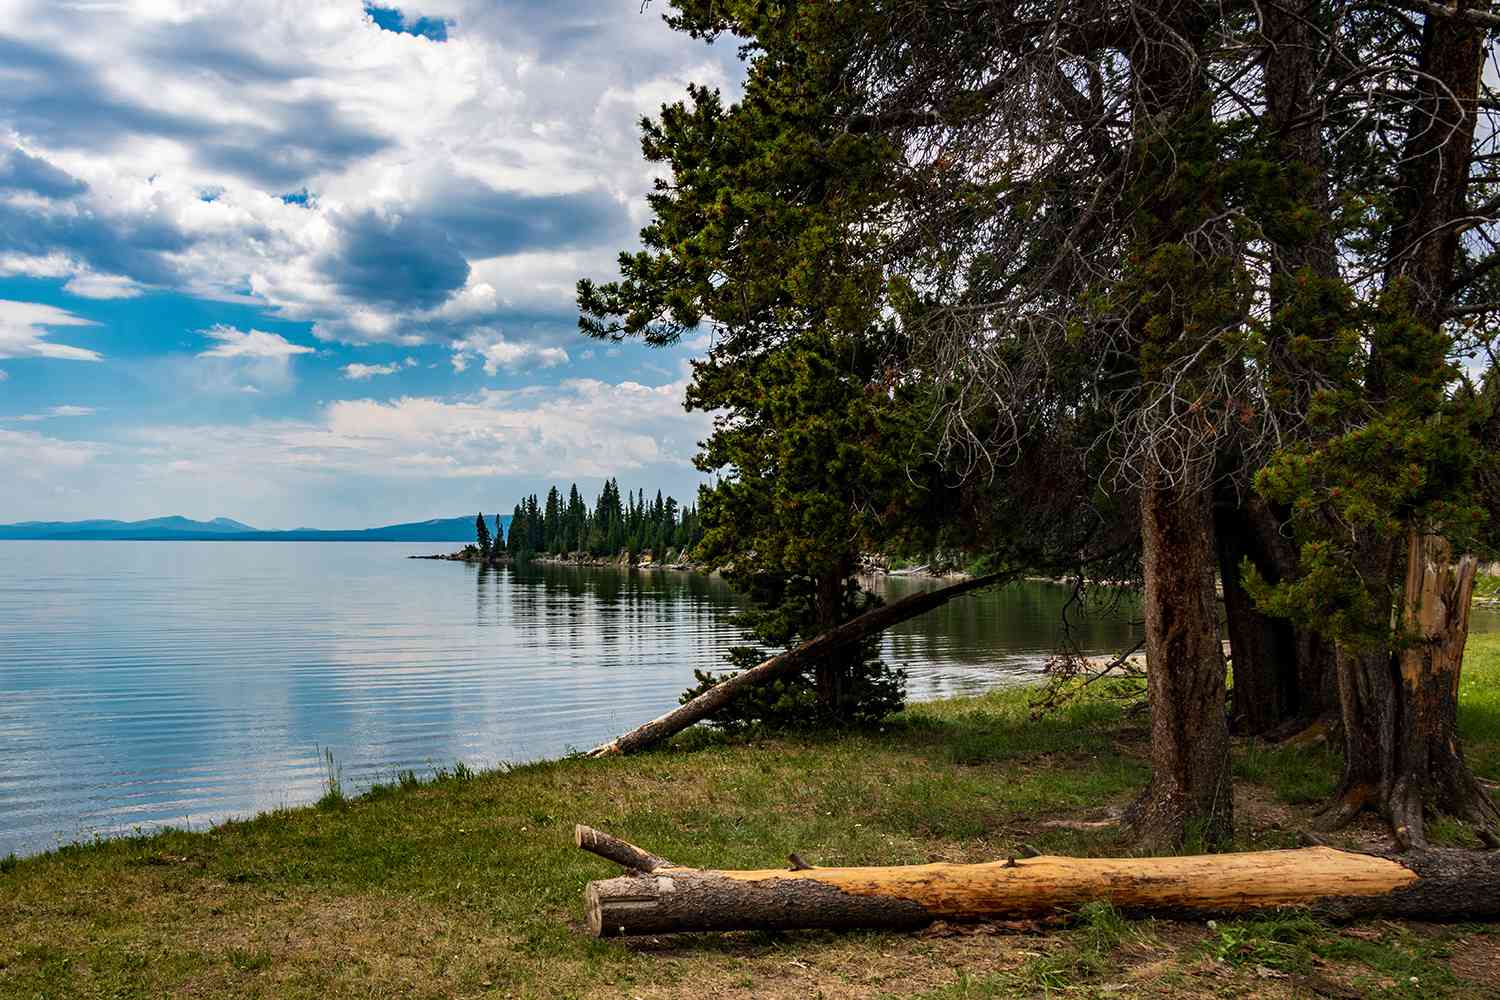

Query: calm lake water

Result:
[1,541,1494,858]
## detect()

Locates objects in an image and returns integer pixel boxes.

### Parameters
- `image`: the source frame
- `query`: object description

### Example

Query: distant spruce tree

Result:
[474,513,492,562]
[507,502,528,559]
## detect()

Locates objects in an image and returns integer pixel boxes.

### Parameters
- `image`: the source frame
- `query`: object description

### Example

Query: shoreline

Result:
[410,548,979,583]
[412,548,1500,606]
[5,632,1499,998]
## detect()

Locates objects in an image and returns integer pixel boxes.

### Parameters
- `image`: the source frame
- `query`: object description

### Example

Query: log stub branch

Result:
[575,824,674,872]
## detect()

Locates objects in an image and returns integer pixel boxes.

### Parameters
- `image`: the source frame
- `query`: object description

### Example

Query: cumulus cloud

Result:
[0,300,102,361]
[451,331,570,374]
[0,0,742,359]
[192,324,314,394]
[0,375,704,522]
[0,146,88,198]
[342,361,401,379]
[143,375,702,482]
[197,324,315,360]
[62,272,146,300]
[319,208,471,311]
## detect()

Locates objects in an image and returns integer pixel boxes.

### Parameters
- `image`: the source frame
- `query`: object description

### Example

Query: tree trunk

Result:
[1218,493,1337,737]
[576,826,1500,936]
[1389,532,1496,845]
[1318,8,1495,845]
[813,567,851,716]
[1251,0,1341,740]
[585,571,1012,756]
[1216,496,1299,734]
[1127,474,1233,849]
[1321,532,1498,845]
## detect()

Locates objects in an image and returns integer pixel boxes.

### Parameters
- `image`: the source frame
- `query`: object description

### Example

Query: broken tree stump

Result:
[574,825,1500,936]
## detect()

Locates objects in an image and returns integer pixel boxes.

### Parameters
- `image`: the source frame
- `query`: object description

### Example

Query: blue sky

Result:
[0,1,739,528]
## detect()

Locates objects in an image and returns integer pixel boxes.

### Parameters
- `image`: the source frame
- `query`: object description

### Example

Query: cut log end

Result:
[585,881,604,937]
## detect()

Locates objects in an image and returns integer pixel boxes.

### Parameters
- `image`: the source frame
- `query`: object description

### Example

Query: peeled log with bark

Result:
[575,826,1500,936]
[585,571,1011,757]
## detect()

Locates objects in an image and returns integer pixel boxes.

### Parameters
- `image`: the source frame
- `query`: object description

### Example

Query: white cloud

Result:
[0,300,102,361]
[451,330,570,375]
[0,1,744,356]
[136,375,703,481]
[62,272,146,300]
[0,426,102,475]
[2,404,98,422]
[0,370,8,381]
[342,361,402,379]
[0,373,712,524]
[197,324,314,360]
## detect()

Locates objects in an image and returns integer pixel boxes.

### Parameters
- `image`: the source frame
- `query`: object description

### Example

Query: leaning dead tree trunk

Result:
[585,571,1010,757]
[576,826,1500,936]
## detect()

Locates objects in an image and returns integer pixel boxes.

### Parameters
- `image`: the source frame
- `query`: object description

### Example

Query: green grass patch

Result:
[2,631,1498,998]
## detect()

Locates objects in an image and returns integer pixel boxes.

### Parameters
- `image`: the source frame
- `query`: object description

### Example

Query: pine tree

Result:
[507,502,528,559]
[543,487,562,553]
[474,513,492,562]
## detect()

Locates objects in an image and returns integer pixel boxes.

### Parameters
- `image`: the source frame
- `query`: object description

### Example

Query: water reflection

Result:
[1,541,1489,859]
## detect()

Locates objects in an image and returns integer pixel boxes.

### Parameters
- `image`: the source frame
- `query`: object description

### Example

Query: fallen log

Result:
[585,570,1012,757]
[575,825,1500,936]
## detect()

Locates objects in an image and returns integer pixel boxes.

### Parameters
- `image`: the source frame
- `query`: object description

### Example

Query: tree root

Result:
[1312,783,1370,834]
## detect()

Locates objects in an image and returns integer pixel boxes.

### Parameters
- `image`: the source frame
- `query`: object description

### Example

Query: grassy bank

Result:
[4,636,1500,999]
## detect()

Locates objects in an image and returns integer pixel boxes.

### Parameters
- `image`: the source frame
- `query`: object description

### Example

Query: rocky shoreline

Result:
[409,548,713,574]
[411,549,1500,607]
[410,548,975,583]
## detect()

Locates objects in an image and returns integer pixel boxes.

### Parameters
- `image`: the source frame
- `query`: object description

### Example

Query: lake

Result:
[1,541,1494,858]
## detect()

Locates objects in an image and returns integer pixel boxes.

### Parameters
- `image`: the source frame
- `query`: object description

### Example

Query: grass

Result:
[2,638,1499,998]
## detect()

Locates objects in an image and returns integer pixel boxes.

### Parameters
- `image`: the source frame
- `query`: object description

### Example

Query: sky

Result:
[0,0,740,528]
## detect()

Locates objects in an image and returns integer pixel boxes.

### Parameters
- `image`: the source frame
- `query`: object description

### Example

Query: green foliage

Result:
[473,513,491,562]
[1249,285,1492,644]
[501,481,702,560]
[576,5,947,728]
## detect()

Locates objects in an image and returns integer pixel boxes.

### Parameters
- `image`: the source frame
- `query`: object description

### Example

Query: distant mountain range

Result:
[0,514,508,542]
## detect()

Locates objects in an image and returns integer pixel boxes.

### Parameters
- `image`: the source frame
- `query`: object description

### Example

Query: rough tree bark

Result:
[1216,494,1300,733]
[1322,533,1496,845]
[575,826,1500,936]
[1319,7,1496,844]
[1217,0,1341,740]
[1219,493,1339,737]
[1120,0,1236,851]
[585,571,1010,756]
[813,564,853,715]
[1127,474,1234,849]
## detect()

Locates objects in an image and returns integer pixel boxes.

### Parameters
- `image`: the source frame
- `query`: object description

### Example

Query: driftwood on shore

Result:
[584,571,1012,757]
[574,825,1500,936]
